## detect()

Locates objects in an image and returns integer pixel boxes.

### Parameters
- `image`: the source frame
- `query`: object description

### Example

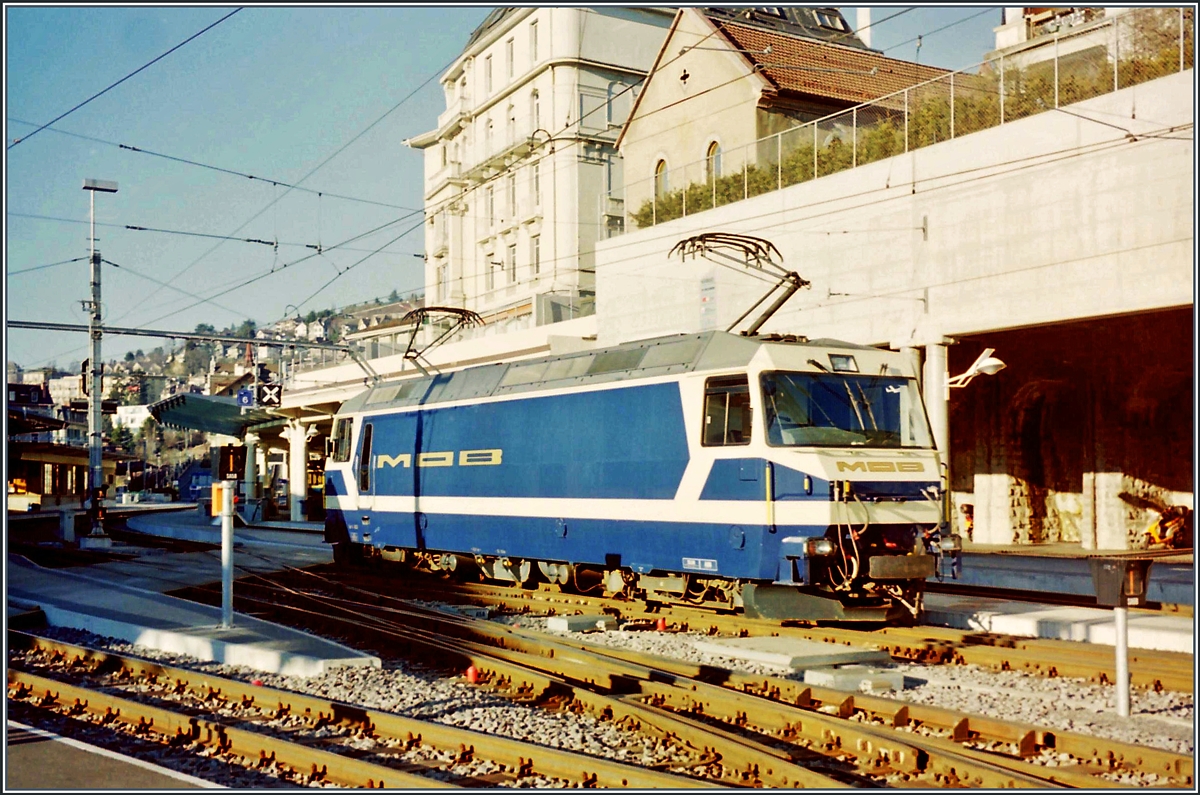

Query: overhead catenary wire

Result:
[8,256,88,276]
[5,211,420,254]
[7,8,242,150]
[5,117,420,212]
[110,48,461,328]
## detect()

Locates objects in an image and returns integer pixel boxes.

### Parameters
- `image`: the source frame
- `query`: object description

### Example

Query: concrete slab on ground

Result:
[923,593,1194,654]
[803,664,905,691]
[7,556,378,677]
[547,614,618,632]
[693,636,892,669]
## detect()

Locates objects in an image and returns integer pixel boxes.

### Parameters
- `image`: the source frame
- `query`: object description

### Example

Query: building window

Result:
[485,55,493,93]
[436,263,447,302]
[705,141,722,182]
[507,174,516,218]
[531,234,541,275]
[506,243,517,282]
[531,90,540,130]
[441,144,447,167]
[486,117,493,151]
[506,38,514,79]
[486,256,496,291]
[530,20,538,62]
[507,103,516,144]
[532,162,540,206]
[487,186,495,225]
[654,159,669,199]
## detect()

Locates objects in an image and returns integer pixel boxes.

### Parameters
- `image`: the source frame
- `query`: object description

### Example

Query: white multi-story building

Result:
[406,7,673,336]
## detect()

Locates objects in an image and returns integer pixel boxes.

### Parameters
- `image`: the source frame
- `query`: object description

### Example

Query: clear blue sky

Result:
[4,5,1002,372]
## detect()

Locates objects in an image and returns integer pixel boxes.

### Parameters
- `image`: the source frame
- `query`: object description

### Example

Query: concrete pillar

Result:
[243,432,259,500]
[282,420,309,522]
[924,340,950,458]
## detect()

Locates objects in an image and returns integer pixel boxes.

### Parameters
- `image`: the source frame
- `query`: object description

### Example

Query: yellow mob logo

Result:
[836,460,925,473]
[376,449,503,468]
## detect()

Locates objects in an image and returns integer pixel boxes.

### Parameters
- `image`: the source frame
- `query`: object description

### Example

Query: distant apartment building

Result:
[406,7,674,337]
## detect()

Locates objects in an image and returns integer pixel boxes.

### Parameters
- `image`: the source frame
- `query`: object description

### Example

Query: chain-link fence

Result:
[614,7,1193,232]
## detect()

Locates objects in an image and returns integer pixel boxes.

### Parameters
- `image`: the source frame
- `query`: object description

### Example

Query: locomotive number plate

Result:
[682,557,718,572]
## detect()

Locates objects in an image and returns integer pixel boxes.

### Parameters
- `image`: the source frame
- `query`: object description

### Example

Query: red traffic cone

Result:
[465,665,478,684]
[656,617,667,632]
[252,679,263,686]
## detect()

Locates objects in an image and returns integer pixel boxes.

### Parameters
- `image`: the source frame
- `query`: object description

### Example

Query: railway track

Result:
[238,564,1194,695]
[7,631,720,788]
[167,568,1193,788]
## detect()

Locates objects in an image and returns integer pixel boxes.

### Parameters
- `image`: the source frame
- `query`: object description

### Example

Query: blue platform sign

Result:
[236,388,254,407]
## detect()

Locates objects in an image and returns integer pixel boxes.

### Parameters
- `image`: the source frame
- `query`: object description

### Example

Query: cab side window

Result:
[331,418,353,463]
[702,376,752,446]
[357,423,373,492]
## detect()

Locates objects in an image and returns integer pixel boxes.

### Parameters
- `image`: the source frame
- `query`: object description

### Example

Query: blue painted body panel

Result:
[365,383,690,500]
[341,511,828,580]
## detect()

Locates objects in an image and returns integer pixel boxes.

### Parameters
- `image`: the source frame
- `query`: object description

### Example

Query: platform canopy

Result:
[148,393,285,438]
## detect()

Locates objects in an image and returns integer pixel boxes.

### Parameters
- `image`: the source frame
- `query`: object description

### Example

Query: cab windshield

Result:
[761,371,934,448]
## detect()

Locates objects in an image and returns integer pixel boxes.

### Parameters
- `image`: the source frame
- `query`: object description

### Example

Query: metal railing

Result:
[612,8,1193,232]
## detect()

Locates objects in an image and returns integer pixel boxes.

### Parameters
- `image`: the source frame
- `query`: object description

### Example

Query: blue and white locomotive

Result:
[324,329,948,622]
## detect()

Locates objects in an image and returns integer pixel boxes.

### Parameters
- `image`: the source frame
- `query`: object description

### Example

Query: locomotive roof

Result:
[341,330,872,414]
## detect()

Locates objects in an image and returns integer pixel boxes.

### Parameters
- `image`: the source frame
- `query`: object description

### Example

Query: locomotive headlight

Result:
[806,537,835,556]
[938,534,963,552]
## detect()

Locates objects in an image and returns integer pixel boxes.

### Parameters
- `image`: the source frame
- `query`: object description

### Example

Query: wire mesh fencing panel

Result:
[1001,56,1056,123]
[1054,24,1115,106]
[1118,7,1194,90]
[951,68,1001,137]
[779,123,816,190]
[815,111,854,178]
[678,158,711,218]
[854,102,905,166]
[906,75,954,151]
[625,172,658,230]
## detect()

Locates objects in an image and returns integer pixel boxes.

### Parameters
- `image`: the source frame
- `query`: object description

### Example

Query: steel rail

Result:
[182,578,1193,788]
[7,631,719,789]
[191,593,855,788]
[7,668,452,788]
[305,569,1194,693]
[242,575,1196,787]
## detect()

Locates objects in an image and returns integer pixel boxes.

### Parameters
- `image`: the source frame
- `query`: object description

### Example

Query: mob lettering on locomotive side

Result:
[376,449,503,469]
[836,460,926,473]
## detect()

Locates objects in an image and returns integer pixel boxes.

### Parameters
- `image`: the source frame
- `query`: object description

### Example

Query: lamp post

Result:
[82,178,117,548]
[934,345,1006,538]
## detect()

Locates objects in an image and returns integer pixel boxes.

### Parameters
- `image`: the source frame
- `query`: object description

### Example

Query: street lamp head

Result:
[975,356,1006,376]
[948,347,1006,388]
[82,179,118,193]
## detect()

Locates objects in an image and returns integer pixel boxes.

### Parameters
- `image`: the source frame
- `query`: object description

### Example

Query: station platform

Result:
[923,592,1193,654]
[943,542,1193,606]
[6,510,379,677]
[6,721,215,789]
[122,508,327,548]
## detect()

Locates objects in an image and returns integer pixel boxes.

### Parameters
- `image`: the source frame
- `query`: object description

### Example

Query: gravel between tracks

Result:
[13,625,695,787]
[492,614,1195,756]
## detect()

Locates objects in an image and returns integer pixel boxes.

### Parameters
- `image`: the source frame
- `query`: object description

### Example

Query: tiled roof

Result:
[716,21,951,106]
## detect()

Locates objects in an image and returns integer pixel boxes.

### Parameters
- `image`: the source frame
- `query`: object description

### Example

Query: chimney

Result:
[856,7,871,48]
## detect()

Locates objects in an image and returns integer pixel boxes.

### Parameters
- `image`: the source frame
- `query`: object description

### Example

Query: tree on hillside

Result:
[389,289,400,302]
